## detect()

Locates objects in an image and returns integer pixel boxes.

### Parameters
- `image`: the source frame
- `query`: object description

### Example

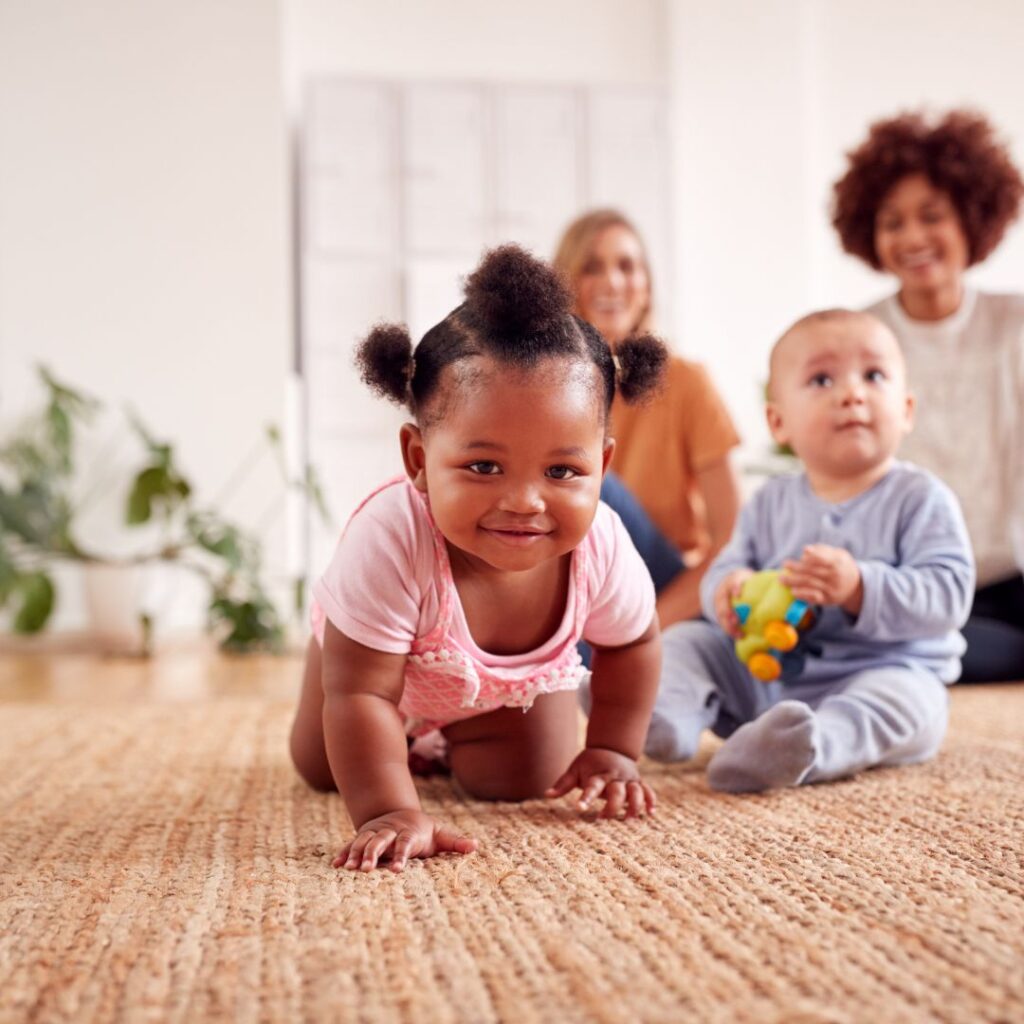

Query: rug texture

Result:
[1,685,1022,1023]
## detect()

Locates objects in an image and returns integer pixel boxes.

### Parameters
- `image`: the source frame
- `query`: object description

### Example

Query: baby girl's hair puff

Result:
[355,244,666,424]
[356,322,415,406]
[464,244,570,344]
[614,334,667,404]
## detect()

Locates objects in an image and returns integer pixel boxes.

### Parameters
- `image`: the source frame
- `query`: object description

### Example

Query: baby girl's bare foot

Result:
[408,730,450,777]
[707,700,818,793]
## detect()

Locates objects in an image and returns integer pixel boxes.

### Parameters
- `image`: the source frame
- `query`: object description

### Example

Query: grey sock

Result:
[644,674,719,763]
[707,700,819,793]
[645,709,707,763]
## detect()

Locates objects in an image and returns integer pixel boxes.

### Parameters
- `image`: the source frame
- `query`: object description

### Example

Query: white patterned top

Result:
[867,288,1024,586]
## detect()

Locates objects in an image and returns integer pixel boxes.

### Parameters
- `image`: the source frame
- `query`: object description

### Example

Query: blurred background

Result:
[1,0,1022,643]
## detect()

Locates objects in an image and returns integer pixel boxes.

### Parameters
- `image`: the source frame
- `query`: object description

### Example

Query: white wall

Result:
[667,0,817,453]
[3,0,1023,632]
[0,0,670,633]
[812,0,1024,306]
[282,0,668,104]
[0,0,289,630]
[668,0,1024,456]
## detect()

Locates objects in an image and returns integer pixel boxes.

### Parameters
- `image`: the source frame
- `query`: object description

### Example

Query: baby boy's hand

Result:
[546,747,656,819]
[333,809,477,873]
[781,544,864,616]
[714,568,755,637]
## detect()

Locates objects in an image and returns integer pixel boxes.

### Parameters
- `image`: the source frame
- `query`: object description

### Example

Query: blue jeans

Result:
[960,574,1024,682]
[600,472,685,592]
[579,473,686,668]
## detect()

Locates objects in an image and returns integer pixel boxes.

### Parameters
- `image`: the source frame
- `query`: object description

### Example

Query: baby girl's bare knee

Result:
[289,735,336,792]
[450,748,563,802]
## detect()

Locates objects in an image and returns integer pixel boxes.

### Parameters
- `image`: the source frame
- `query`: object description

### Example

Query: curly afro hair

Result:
[831,109,1023,269]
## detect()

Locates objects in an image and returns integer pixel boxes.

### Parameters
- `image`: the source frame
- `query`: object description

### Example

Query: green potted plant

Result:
[0,366,328,653]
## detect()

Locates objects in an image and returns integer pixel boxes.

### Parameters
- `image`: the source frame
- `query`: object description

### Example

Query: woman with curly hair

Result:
[553,209,742,629]
[831,109,1024,681]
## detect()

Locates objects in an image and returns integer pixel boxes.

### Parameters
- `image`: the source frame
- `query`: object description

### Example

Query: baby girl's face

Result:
[401,356,612,575]
[766,317,914,485]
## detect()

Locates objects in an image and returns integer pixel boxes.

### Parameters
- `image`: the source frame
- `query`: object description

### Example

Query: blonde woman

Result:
[554,210,741,627]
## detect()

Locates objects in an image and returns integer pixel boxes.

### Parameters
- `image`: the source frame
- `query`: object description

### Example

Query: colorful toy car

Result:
[731,570,816,682]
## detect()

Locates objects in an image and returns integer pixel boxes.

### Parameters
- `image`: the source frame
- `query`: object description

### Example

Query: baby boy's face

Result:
[766,315,914,484]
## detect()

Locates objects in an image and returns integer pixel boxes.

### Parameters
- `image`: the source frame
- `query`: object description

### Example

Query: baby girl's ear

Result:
[601,437,616,477]
[400,423,428,492]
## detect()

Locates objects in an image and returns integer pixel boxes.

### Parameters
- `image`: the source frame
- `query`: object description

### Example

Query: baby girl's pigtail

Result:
[615,334,669,404]
[355,322,416,407]
[463,244,571,348]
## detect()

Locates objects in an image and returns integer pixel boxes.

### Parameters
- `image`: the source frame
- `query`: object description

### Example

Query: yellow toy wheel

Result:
[748,652,782,682]
[764,621,799,652]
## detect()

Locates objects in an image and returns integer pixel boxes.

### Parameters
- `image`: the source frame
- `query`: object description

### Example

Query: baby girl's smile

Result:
[481,522,554,547]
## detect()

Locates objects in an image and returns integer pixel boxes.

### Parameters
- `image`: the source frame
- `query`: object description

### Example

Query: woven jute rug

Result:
[1,684,1022,1023]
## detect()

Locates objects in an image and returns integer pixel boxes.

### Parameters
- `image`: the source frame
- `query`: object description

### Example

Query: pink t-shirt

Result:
[311,477,655,733]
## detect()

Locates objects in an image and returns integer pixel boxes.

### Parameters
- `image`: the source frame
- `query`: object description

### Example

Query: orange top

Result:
[609,355,740,556]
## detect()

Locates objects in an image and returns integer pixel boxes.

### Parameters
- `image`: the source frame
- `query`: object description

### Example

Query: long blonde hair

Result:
[552,208,655,336]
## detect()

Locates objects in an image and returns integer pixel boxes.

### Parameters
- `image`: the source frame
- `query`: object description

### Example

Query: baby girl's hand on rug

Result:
[782,544,864,616]
[714,569,754,636]
[545,747,656,819]
[332,810,477,873]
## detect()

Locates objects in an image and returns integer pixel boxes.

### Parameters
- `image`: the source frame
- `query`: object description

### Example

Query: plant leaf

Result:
[12,572,55,633]
[186,512,253,572]
[0,539,18,604]
[0,481,75,552]
[39,365,100,416]
[126,465,191,525]
[36,365,100,476]
[47,404,72,471]
[303,465,332,525]
[126,410,180,473]
[208,589,284,652]
[126,467,159,523]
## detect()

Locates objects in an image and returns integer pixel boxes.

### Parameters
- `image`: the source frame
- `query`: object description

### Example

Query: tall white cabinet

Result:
[299,78,672,577]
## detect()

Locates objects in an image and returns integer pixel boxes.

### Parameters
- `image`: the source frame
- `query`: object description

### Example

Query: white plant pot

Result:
[81,563,149,654]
